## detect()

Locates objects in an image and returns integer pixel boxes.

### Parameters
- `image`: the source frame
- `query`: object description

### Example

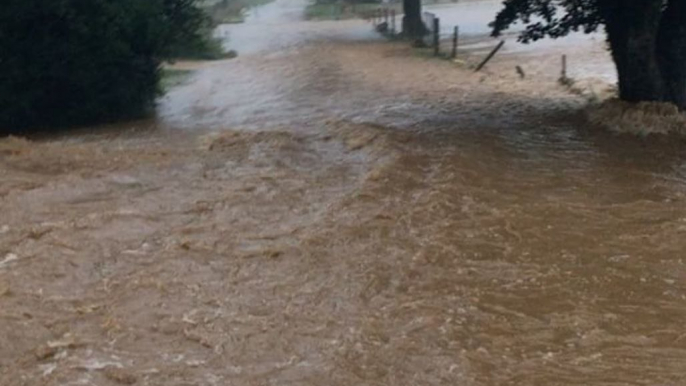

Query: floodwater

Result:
[2,1,686,385]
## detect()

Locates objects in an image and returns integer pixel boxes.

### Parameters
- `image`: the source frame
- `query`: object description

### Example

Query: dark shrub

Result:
[0,0,209,132]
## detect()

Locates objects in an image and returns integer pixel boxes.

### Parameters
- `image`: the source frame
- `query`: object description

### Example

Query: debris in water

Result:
[34,346,58,361]
[516,65,525,79]
[588,99,686,135]
[0,253,18,269]
[103,367,138,385]
[75,304,103,315]
[47,333,81,350]
[186,359,206,367]
[27,226,52,240]
[75,358,124,371]
[0,281,10,297]
[39,363,57,377]
[0,136,31,156]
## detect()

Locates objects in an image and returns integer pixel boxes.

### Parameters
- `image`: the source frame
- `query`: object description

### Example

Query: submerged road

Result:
[1,1,686,385]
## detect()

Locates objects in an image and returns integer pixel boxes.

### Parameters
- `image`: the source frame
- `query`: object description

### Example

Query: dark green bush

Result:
[0,0,210,132]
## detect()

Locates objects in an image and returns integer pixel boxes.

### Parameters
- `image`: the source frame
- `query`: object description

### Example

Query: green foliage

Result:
[490,0,603,42]
[0,0,212,132]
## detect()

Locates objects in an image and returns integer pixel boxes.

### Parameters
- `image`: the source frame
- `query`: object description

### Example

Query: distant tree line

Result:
[0,0,216,133]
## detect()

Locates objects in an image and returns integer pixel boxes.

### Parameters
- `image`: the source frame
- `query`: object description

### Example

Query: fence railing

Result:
[371,7,507,70]
[369,7,398,36]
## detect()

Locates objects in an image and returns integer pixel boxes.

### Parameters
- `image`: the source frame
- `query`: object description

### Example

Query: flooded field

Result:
[2,1,686,385]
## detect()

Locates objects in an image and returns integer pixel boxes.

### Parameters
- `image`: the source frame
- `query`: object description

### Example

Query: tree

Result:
[402,0,427,39]
[0,0,211,133]
[491,0,686,109]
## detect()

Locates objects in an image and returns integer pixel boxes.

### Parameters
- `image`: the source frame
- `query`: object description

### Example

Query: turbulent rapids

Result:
[2,1,686,385]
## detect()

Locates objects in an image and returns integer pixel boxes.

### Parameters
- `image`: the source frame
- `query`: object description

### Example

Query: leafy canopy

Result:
[491,0,605,43]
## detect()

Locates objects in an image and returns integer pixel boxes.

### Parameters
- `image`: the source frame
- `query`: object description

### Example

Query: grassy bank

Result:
[305,2,401,21]
[201,0,275,24]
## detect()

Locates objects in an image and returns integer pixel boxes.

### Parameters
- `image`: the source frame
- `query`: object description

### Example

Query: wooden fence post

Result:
[391,9,396,35]
[451,26,459,59]
[475,40,505,72]
[561,54,567,79]
[433,18,440,56]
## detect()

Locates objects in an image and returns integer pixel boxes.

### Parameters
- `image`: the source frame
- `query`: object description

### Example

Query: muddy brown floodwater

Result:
[2,1,686,385]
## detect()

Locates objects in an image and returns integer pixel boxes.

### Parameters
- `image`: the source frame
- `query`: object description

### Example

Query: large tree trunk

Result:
[402,0,426,39]
[599,0,686,109]
[657,0,686,109]
[601,0,665,103]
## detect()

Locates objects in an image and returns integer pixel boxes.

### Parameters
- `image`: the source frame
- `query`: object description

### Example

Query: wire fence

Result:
[370,9,462,59]
[370,7,507,71]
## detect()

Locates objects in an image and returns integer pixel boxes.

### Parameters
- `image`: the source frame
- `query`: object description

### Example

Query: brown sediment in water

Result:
[3,5,686,385]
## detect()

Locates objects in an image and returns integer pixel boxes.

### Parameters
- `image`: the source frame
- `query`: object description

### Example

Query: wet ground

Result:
[2,1,686,385]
